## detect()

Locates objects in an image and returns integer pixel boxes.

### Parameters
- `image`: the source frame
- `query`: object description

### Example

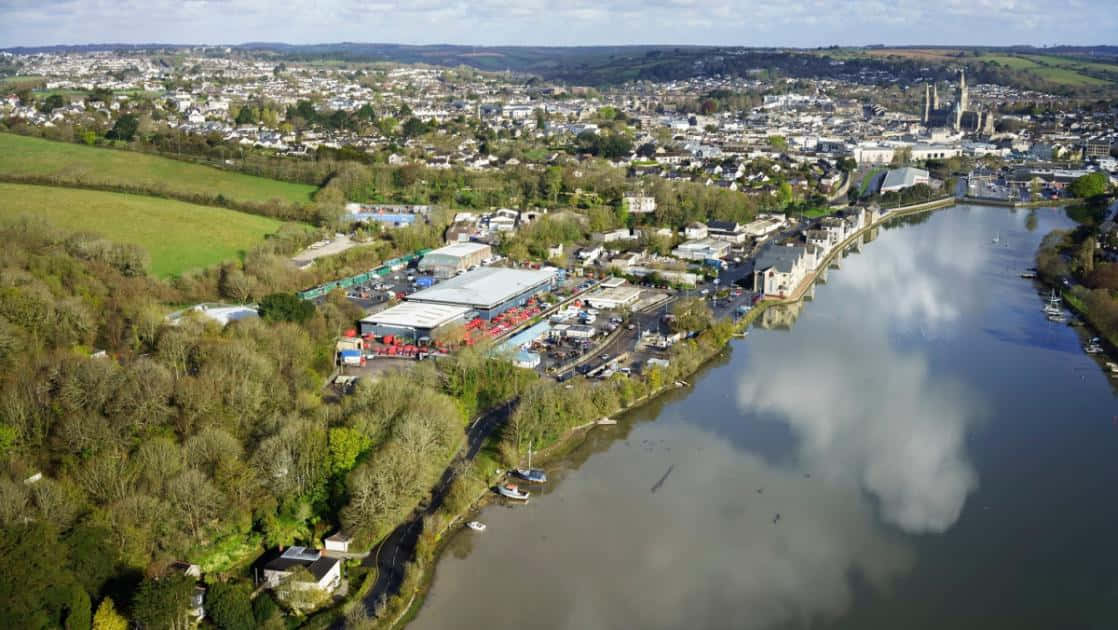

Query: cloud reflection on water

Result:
[738,212,986,534]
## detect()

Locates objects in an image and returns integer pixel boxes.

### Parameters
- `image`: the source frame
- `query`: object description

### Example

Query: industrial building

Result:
[406,267,558,320]
[881,167,930,193]
[672,238,731,261]
[418,242,493,278]
[358,302,473,340]
[583,286,643,310]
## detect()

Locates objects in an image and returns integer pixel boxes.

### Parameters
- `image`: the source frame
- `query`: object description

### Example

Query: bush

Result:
[258,293,315,324]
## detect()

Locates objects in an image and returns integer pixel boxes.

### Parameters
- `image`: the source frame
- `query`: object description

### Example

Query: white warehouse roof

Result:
[361,302,472,329]
[407,267,556,309]
[423,242,491,260]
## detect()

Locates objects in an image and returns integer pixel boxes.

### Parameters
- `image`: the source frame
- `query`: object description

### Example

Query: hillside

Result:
[0,133,318,205]
[0,182,291,276]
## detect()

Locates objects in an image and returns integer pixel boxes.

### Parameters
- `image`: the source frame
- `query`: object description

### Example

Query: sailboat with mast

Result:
[515,441,547,483]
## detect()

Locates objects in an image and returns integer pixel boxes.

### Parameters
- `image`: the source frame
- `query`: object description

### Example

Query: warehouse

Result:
[418,242,493,278]
[583,286,643,311]
[407,267,557,320]
[358,302,473,340]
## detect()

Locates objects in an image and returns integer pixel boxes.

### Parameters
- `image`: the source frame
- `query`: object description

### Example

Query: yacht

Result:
[1084,338,1104,354]
[1047,312,1068,324]
[1044,303,1062,316]
[515,442,547,484]
[466,521,487,532]
[497,483,530,500]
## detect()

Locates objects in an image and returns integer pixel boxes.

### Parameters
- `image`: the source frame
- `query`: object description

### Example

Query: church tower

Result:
[923,84,931,124]
[958,69,968,114]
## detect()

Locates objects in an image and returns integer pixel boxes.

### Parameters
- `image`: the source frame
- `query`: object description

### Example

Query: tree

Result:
[767,135,787,151]
[206,582,255,630]
[65,525,117,599]
[130,574,193,630]
[92,598,127,630]
[401,117,428,139]
[106,115,139,142]
[1069,172,1108,199]
[235,106,257,125]
[39,93,66,114]
[252,592,279,626]
[257,293,315,324]
[0,523,81,629]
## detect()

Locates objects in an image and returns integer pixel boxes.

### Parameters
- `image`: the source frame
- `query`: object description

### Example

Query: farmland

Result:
[0,182,290,276]
[0,133,319,205]
[858,48,1117,88]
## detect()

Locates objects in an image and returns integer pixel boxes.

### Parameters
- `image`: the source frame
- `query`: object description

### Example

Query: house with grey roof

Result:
[752,244,814,298]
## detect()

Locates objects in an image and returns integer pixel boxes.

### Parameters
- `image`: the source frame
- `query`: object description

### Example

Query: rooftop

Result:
[407,267,556,309]
[361,302,472,329]
[424,242,491,259]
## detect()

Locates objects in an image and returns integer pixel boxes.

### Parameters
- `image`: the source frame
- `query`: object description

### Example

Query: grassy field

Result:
[858,48,1115,88]
[0,182,288,276]
[0,133,318,205]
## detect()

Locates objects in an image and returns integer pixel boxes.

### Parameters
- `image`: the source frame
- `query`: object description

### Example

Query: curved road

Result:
[359,400,514,617]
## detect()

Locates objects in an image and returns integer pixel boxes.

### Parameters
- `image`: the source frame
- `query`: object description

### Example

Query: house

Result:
[262,546,342,593]
[706,220,748,244]
[324,532,352,554]
[683,222,709,240]
[577,246,604,263]
[752,245,814,298]
[623,195,657,214]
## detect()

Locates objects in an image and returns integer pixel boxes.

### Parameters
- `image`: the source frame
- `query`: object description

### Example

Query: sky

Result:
[1,0,1115,49]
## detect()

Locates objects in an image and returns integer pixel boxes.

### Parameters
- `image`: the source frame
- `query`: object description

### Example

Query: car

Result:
[600,354,610,361]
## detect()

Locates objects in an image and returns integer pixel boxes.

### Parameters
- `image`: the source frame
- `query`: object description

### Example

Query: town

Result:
[1,40,1117,630]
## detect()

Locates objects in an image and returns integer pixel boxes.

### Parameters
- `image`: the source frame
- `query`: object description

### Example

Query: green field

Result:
[976,53,1113,86]
[0,182,288,276]
[0,133,318,205]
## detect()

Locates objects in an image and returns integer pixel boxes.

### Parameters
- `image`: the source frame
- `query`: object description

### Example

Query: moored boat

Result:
[466,521,486,532]
[497,483,530,500]
[1084,338,1104,354]
[515,442,547,483]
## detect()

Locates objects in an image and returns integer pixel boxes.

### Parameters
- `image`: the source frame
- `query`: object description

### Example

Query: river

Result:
[409,205,1118,630]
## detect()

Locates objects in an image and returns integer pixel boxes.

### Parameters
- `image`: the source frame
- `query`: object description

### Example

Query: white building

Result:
[623,195,657,214]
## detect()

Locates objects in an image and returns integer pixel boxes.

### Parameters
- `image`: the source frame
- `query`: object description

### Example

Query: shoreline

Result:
[369,195,968,629]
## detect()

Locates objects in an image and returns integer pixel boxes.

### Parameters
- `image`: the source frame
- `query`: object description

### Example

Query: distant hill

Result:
[4,42,1117,94]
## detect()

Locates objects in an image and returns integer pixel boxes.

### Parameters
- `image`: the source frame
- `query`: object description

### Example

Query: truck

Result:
[415,276,436,289]
[703,258,727,270]
[337,349,365,367]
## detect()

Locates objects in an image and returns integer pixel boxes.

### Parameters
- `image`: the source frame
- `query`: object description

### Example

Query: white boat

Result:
[515,441,547,483]
[1084,338,1103,354]
[992,232,1000,244]
[597,417,618,425]
[497,482,530,500]
[1046,289,1061,305]
[1106,362,1118,375]
[1043,303,1062,316]
[1020,271,1037,279]
[466,521,486,532]
[1047,312,1067,324]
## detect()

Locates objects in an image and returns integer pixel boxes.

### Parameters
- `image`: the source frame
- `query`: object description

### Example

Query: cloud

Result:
[736,213,988,534]
[413,422,916,630]
[1,0,1114,47]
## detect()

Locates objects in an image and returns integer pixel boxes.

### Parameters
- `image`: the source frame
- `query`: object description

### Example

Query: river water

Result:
[410,205,1118,630]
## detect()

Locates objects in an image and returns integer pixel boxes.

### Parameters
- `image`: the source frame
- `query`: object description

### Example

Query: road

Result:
[359,399,514,617]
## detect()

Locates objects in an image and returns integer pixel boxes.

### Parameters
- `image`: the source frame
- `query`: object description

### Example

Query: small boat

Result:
[466,521,486,532]
[497,483,530,500]
[597,417,618,425]
[1084,338,1103,354]
[1020,271,1037,279]
[992,232,1000,245]
[1047,312,1067,324]
[515,441,547,484]
[1046,289,1061,305]
[1106,362,1118,375]
[1043,304,1062,316]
